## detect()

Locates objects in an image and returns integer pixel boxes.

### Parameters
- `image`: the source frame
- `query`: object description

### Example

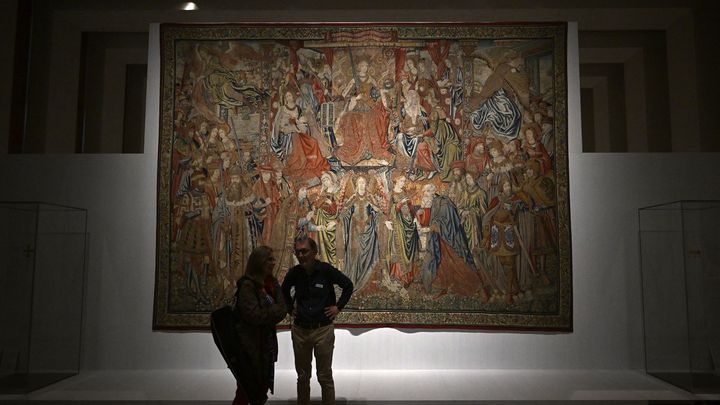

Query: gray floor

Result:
[0,369,717,403]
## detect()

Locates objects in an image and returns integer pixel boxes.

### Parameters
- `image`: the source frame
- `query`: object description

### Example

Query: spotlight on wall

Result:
[180,2,198,10]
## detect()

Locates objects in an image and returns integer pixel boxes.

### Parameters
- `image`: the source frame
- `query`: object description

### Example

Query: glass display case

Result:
[639,200,720,393]
[0,202,88,394]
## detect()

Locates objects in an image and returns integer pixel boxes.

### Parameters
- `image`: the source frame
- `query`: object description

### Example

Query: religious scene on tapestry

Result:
[156,24,570,329]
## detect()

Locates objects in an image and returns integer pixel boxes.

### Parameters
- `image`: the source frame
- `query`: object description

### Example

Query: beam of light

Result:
[181,2,198,10]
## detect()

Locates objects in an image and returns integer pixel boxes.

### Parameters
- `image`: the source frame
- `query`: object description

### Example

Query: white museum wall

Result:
[1,22,719,372]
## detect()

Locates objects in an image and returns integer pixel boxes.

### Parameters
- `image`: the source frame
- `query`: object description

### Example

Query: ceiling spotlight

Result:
[180,2,198,10]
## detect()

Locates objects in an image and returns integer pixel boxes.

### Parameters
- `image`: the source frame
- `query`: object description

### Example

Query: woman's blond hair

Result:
[244,245,273,278]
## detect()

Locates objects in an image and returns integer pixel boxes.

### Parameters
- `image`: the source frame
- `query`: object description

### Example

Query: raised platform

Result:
[1,369,717,403]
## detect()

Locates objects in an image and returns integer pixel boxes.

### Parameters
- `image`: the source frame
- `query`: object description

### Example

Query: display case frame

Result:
[639,200,720,393]
[0,202,88,394]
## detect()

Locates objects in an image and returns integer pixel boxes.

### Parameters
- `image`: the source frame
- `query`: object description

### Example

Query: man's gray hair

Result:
[294,233,318,251]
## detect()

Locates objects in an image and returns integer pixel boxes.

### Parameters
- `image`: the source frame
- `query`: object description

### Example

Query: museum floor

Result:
[1,369,718,403]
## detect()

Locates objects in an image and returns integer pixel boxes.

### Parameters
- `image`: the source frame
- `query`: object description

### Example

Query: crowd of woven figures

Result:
[170,37,558,313]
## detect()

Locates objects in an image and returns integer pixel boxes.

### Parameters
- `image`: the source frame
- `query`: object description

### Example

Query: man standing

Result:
[281,236,354,405]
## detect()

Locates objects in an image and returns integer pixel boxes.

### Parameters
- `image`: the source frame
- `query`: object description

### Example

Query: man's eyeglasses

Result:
[294,248,310,255]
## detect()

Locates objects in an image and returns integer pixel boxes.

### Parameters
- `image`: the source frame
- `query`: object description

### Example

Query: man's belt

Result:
[293,319,333,329]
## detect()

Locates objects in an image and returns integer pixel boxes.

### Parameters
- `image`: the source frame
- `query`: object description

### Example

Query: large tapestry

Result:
[154,23,571,331]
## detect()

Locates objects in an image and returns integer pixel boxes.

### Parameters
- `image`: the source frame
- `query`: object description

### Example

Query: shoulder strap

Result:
[233,276,256,309]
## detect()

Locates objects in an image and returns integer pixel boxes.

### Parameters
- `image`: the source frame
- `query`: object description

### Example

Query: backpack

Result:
[210,284,246,379]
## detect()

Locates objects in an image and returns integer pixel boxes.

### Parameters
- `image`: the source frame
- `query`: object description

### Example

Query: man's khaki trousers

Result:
[291,324,335,405]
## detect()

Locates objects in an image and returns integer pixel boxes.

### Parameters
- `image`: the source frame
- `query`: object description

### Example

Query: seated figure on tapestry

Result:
[270,91,330,182]
[424,90,463,183]
[469,52,530,142]
[334,57,393,166]
[394,89,437,179]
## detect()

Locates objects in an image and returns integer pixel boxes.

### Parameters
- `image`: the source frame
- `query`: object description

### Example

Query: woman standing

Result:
[340,176,382,292]
[313,171,340,266]
[232,246,288,405]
